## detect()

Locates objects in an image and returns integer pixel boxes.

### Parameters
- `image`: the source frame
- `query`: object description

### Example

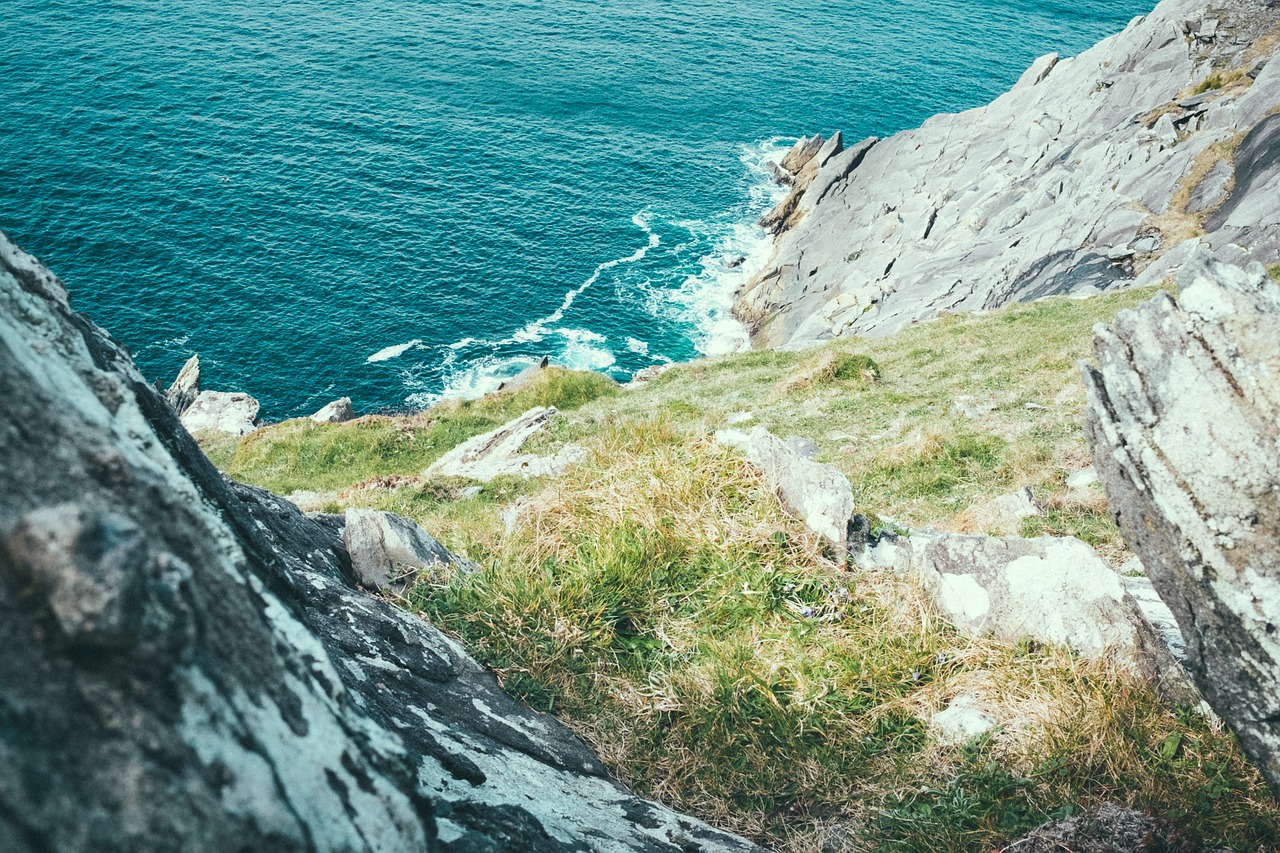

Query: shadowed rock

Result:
[425,406,585,482]
[0,229,763,851]
[164,353,200,414]
[1084,254,1280,797]
[311,396,355,423]
[180,389,260,435]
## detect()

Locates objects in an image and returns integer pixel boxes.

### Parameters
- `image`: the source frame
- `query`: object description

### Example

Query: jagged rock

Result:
[164,353,200,414]
[310,396,355,423]
[735,0,1280,349]
[0,230,763,852]
[779,134,825,175]
[342,508,467,591]
[715,426,855,553]
[1083,255,1280,797]
[425,406,585,481]
[180,389,260,436]
[915,534,1145,660]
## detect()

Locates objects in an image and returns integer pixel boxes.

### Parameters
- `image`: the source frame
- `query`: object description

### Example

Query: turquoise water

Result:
[1,0,1148,417]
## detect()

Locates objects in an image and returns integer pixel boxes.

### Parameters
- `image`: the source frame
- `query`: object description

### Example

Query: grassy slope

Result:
[199,289,1280,852]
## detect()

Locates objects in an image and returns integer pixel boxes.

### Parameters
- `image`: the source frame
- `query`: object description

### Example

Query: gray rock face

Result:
[715,426,856,553]
[915,534,1145,660]
[311,396,356,423]
[0,229,762,852]
[1083,255,1280,797]
[164,353,200,414]
[342,508,466,591]
[425,406,585,482]
[736,0,1280,349]
[181,389,260,436]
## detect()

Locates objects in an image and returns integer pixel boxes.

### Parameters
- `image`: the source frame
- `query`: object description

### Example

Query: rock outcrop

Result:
[180,389,261,436]
[715,426,857,553]
[340,507,470,591]
[738,0,1280,349]
[1083,255,1280,797]
[164,353,200,415]
[425,406,585,482]
[0,230,762,851]
[311,396,356,423]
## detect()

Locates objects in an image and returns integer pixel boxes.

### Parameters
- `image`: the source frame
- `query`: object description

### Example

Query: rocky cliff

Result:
[737,0,1280,348]
[0,230,761,851]
[1084,255,1280,798]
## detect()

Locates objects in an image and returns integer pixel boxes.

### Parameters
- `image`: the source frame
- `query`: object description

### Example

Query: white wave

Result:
[625,337,649,356]
[366,339,422,363]
[646,138,792,356]
[556,327,615,372]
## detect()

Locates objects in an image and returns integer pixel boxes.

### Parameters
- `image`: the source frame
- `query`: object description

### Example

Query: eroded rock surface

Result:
[164,353,200,415]
[180,389,260,436]
[425,406,586,482]
[1084,255,1280,797]
[715,426,856,553]
[311,396,356,423]
[738,0,1280,349]
[0,230,762,851]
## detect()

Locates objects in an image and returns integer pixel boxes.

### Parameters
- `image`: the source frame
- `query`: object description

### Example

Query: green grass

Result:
[201,289,1280,851]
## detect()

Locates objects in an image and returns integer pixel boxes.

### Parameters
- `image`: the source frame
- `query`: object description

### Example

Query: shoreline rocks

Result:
[736,0,1280,350]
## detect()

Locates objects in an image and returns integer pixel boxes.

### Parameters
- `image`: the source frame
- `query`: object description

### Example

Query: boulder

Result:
[1083,255,1280,797]
[310,396,355,423]
[1065,467,1099,490]
[916,534,1144,660]
[961,487,1043,535]
[931,695,997,746]
[0,229,763,850]
[425,406,585,481]
[715,426,855,553]
[341,507,466,591]
[779,134,824,175]
[164,353,200,414]
[180,389,260,436]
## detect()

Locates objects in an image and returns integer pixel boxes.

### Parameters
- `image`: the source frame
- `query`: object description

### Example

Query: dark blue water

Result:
[0,0,1148,417]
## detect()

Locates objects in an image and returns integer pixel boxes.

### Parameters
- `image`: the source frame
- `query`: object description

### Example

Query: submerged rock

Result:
[180,389,260,436]
[1084,255,1280,797]
[0,229,763,852]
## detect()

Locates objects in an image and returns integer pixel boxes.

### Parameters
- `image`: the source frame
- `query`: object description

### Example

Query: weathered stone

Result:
[341,508,463,591]
[310,396,355,423]
[1083,254,1280,796]
[715,426,855,553]
[497,355,549,392]
[0,229,763,852]
[779,134,824,175]
[963,487,1043,535]
[1066,467,1100,490]
[425,407,585,482]
[1011,802,1206,852]
[164,353,200,415]
[1185,158,1232,214]
[734,0,1280,350]
[916,534,1144,660]
[180,389,260,436]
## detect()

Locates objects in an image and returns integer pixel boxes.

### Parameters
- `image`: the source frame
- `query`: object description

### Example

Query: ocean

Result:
[0,0,1149,418]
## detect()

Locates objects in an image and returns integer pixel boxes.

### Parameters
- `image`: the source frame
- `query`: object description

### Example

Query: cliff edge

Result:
[737,0,1280,348]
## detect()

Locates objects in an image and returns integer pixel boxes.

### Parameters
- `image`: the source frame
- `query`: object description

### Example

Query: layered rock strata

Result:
[738,0,1280,349]
[0,230,761,851]
[1084,255,1280,797]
